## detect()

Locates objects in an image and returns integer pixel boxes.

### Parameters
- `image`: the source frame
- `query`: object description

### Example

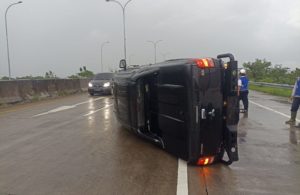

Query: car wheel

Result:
[89,92,94,96]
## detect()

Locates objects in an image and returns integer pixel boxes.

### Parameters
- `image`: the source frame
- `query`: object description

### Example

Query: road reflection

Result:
[88,98,95,110]
[289,127,300,145]
[85,97,112,132]
[238,113,248,143]
[195,164,238,194]
[104,109,110,120]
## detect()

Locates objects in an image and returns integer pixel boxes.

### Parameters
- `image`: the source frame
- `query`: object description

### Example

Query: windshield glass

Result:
[94,73,113,80]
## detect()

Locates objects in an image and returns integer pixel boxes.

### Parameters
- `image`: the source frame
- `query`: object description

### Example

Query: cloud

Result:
[0,0,299,77]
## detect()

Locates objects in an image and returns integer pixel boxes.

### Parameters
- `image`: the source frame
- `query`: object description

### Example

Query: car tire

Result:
[89,92,94,96]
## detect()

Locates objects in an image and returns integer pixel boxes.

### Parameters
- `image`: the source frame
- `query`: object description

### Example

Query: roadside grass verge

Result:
[249,84,292,97]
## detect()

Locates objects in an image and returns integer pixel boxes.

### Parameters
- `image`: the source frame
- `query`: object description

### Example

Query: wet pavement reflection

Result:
[238,113,249,144]
[188,91,300,195]
[289,126,300,145]
[0,95,178,195]
[1,91,300,195]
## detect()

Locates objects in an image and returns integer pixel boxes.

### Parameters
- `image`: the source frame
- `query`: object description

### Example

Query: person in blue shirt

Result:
[285,77,300,127]
[238,69,249,113]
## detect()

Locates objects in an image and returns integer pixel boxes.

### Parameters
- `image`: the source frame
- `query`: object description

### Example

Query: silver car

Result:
[88,73,113,96]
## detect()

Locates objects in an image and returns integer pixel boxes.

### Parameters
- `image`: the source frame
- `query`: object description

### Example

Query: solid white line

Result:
[249,100,300,122]
[33,105,76,117]
[33,97,105,117]
[83,104,113,116]
[177,159,188,195]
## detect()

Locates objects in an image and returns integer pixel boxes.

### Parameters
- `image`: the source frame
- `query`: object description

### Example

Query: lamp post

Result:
[106,0,133,62]
[5,1,23,80]
[101,41,110,72]
[147,40,162,64]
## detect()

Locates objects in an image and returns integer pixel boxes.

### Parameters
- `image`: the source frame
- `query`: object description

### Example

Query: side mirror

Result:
[119,59,127,70]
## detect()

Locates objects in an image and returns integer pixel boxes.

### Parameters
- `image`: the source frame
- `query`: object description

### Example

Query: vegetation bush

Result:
[243,59,299,85]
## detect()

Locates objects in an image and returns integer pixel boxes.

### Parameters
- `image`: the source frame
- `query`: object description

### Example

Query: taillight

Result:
[195,58,214,68]
[197,156,215,166]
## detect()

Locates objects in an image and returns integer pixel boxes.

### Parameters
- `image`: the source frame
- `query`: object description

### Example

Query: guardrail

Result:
[250,81,293,89]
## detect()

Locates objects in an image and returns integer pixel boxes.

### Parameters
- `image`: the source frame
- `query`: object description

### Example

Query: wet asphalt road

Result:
[0,91,299,195]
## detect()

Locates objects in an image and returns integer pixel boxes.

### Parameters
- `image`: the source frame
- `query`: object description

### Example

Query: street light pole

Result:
[101,41,110,72]
[5,1,22,80]
[147,40,162,64]
[106,0,133,61]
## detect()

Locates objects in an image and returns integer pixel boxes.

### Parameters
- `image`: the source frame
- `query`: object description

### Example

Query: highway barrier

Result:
[0,79,89,105]
[250,81,293,89]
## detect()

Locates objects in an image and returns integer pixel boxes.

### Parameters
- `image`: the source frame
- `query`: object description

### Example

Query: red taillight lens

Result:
[197,156,215,166]
[195,58,214,68]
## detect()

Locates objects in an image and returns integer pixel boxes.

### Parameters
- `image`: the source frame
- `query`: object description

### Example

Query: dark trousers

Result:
[239,90,249,110]
[291,97,300,112]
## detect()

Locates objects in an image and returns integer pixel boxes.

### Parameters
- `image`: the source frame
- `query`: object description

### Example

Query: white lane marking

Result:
[33,97,105,117]
[33,106,76,117]
[83,104,113,116]
[250,100,300,122]
[177,159,188,195]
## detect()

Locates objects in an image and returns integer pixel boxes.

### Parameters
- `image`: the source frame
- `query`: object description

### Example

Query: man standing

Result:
[285,77,300,127]
[238,69,249,113]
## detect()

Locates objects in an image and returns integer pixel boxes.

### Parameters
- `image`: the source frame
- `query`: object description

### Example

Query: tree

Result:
[68,75,80,79]
[78,70,94,78]
[70,66,94,78]
[45,71,57,79]
[265,65,289,83]
[288,68,300,85]
[242,59,299,84]
[1,76,10,80]
[243,59,272,81]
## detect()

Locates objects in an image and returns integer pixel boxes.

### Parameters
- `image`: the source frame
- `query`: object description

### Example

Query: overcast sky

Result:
[0,0,299,78]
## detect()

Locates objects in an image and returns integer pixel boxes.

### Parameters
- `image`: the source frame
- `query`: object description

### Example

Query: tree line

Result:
[1,66,95,80]
[242,59,299,85]
[1,60,299,84]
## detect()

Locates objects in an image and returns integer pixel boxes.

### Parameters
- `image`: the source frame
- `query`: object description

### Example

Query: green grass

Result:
[249,84,292,97]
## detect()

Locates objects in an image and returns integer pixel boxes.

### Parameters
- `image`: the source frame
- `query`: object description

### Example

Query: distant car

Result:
[88,73,113,96]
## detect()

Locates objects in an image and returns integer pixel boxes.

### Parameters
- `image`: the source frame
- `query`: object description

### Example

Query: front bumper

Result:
[88,87,111,94]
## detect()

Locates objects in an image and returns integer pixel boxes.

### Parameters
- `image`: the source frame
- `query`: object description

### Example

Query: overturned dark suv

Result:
[113,54,239,165]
